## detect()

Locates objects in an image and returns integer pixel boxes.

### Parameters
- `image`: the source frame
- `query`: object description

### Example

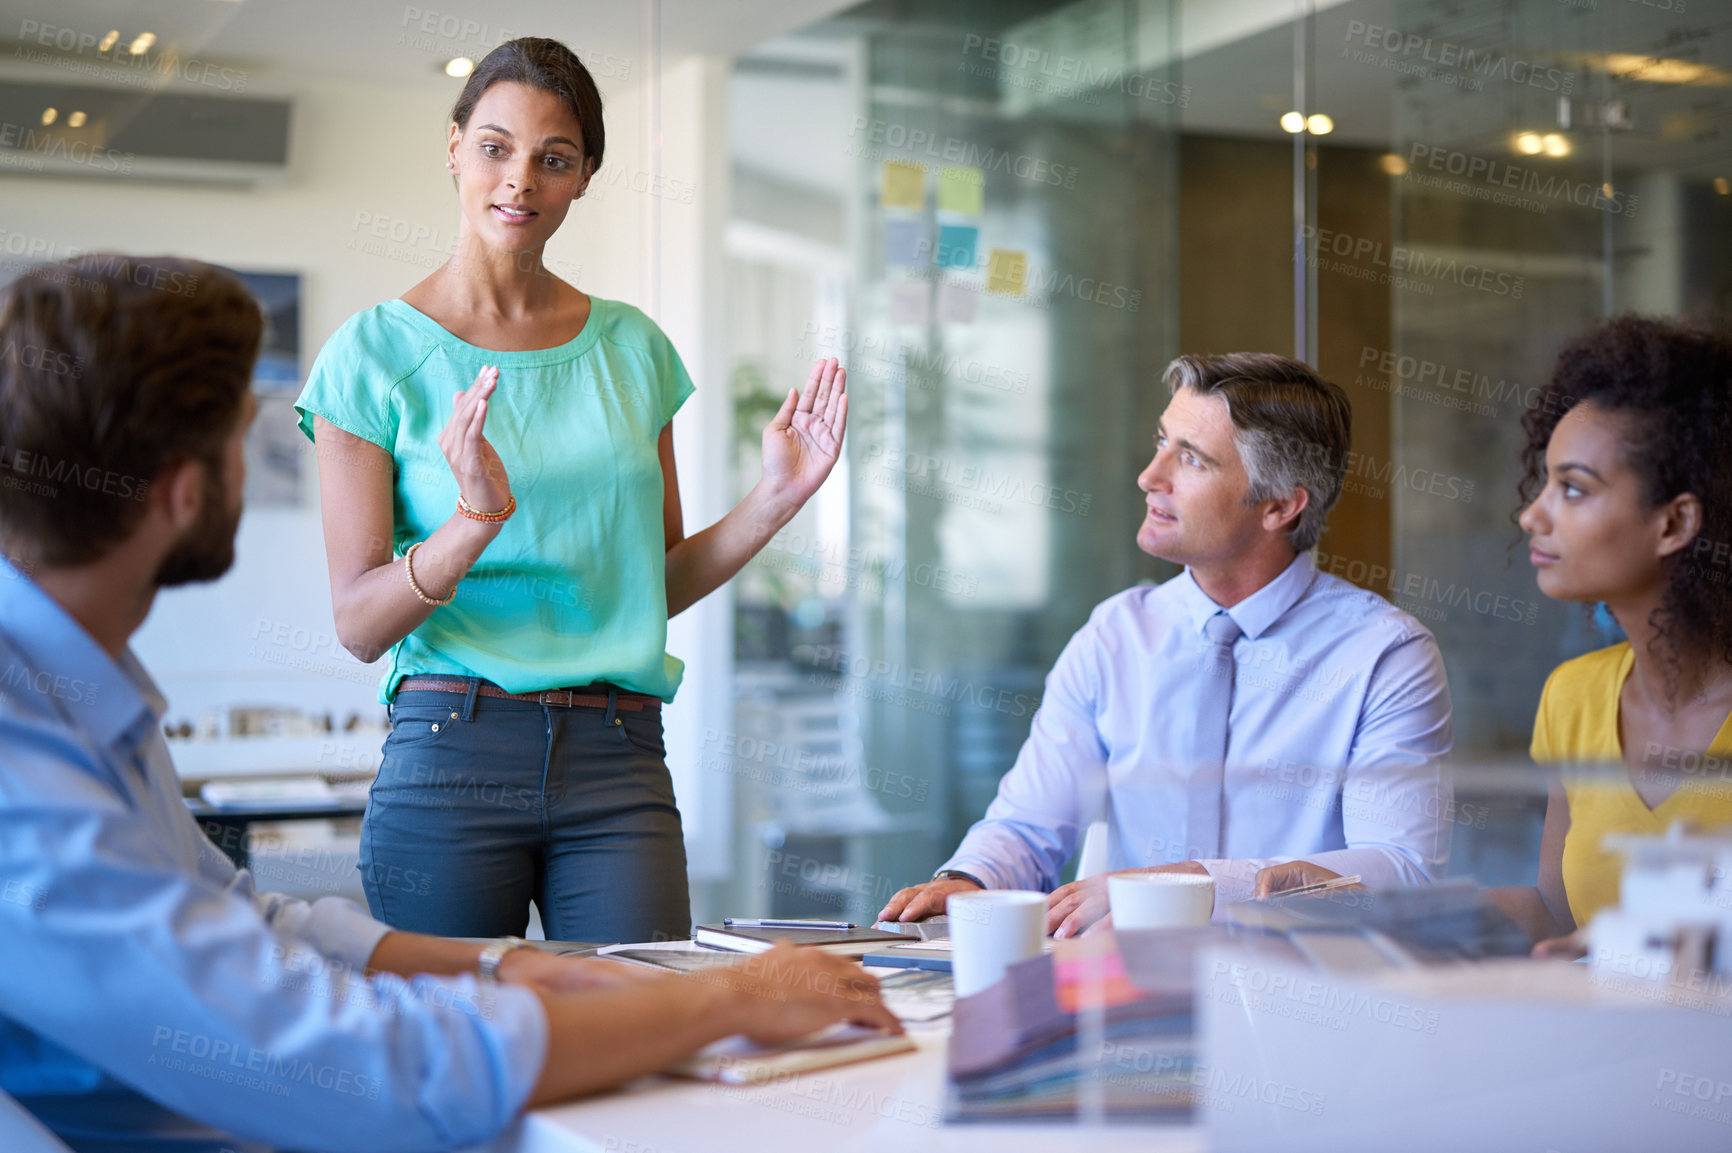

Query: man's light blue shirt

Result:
[940,551,1454,903]
[0,558,548,1152]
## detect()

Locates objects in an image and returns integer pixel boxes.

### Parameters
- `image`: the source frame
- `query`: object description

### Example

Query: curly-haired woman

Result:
[1514,315,1732,948]
[1253,316,1732,951]
[295,39,847,944]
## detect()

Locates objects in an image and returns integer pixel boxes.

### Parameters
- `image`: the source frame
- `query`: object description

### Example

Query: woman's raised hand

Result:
[760,358,849,505]
[438,365,512,515]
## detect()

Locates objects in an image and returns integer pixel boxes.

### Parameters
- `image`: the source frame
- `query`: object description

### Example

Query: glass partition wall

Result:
[705,0,1732,923]
[714,0,1183,922]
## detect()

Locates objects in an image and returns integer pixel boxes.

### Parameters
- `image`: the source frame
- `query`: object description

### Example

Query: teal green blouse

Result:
[294,296,694,703]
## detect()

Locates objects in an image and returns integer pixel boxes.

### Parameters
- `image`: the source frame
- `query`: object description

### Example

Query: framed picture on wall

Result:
[233,270,304,507]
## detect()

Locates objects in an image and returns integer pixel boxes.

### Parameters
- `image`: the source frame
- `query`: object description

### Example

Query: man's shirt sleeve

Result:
[189,810,390,973]
[940,618,1109,892]
[1196,630,1454,903]
[0,725,547,1153]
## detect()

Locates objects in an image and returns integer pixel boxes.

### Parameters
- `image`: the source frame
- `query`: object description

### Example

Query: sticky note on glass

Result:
[881,160,925,209]
[885,219,929,267]
[936,224,979,269]
[889,281,931,326]
[938,278,978,324]
[937,166,984,215]
[987,247,1028,296]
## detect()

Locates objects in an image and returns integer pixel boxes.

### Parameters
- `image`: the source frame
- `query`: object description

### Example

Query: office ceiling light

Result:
[39,107,56,126]
[1379,153,1408,175]
[1280,111,1305,133]
[128,32,155,55]
[1305,113,1334,135]
[1602,53,1718,86]
[1542,133,1570,157]
[98,30,118,52]
[445,57,474,78]
[1515,132,1544,155]
[67,111,86,128]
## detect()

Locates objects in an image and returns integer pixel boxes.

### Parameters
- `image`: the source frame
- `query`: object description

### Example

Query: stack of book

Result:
[946,928,1218,1122]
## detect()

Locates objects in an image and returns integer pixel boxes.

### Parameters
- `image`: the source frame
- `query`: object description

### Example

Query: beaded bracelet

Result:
[456,492,517,523]
[403,541,456,607]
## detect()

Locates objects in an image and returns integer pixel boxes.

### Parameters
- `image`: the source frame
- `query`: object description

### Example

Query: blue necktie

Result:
[1186,610,1242,860]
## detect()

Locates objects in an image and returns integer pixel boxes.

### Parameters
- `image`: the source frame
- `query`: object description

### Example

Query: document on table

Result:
[875,970,955,1024]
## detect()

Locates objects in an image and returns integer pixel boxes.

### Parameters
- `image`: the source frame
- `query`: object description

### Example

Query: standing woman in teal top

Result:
[294,38,847,942]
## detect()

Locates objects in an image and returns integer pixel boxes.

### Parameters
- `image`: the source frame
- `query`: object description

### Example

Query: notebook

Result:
[693,923,906,956]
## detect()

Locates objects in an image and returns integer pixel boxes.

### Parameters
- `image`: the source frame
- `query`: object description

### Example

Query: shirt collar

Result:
[0,555,161,755]
[1173,550,1318,641]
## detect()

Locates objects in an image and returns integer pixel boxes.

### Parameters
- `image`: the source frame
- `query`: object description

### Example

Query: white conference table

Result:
[490,1023,1203,1153]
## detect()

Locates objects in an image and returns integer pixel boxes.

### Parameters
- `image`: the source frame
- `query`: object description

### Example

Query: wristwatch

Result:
[933,868,985,889]
[477,936,529,982]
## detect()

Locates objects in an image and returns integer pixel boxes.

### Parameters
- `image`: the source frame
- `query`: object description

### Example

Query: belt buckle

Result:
[539,689,573,707]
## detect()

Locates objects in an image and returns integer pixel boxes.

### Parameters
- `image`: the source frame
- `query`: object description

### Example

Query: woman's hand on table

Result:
[760,358,848,506]
[1532,927,1589,960]
[439,364,512,514]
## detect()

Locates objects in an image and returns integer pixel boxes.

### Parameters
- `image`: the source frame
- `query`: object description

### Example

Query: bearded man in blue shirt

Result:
[0,255,897,1153]
[881,352,1455,936]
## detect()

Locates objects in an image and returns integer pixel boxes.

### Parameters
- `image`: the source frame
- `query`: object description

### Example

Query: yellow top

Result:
[1530,642,1732,927]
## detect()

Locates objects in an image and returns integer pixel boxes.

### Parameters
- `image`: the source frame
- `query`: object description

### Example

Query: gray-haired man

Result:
[880,353,1454,935]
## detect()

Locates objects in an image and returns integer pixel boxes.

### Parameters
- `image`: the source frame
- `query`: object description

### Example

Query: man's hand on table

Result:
[695,943,903,1044]
[520,943,902,1107]
[1046,861,1210,938]
[1251,860,1361,899]
[877,876,982,922]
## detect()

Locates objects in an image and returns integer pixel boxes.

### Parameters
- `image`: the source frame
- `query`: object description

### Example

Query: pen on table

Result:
[723,918,856,929]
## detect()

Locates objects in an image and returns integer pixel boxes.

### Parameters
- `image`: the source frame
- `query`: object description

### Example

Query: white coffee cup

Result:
[947,889,1047,997]
[1107,873,1215,929]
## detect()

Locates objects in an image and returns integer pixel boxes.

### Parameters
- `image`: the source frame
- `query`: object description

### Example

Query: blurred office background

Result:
[1,0,1726,929]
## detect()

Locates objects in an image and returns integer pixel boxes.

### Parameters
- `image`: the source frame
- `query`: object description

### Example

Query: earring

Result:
[446,160,456,172]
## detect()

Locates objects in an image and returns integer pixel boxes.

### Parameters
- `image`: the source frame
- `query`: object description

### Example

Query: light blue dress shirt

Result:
[940,551,1454,904]
[0,559,548,1152]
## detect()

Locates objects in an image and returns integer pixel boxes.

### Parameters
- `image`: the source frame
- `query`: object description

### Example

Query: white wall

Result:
[1,58,735,875]
[654,56,735,880]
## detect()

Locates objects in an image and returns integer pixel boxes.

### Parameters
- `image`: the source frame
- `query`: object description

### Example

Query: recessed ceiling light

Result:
[1515,132,1544,155]
[1280,111,1305,133]
[446,57,474,79]
[67,111,87,128]
[128,32,155,56]
[40,107,56,126]
[1542,133,1570,157]
[1305,113,1334,135]
[1379,153,1408,175]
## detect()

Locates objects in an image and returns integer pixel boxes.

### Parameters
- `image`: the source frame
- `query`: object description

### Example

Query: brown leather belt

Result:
[394,675,661,711]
